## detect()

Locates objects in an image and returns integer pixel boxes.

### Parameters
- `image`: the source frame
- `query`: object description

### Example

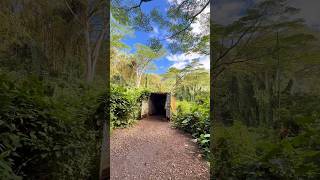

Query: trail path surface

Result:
[110,116,209,180]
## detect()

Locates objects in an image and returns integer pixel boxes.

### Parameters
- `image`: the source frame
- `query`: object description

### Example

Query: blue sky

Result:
[119,0,320,75]
[121,1,173,74]
[121,0,210,74]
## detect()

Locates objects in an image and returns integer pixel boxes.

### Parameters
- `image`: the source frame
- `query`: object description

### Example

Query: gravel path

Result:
[110,116,209,180]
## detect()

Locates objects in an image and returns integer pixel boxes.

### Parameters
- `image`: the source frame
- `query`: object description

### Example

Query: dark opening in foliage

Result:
[149,93,167,116]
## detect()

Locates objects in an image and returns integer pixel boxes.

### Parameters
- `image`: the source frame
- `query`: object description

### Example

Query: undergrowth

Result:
[0,70,105,179]
[171,97,211,159]
[110,84,150,129]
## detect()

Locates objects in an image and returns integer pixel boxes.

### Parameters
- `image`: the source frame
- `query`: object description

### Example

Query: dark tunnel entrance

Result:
[149,93,167,116]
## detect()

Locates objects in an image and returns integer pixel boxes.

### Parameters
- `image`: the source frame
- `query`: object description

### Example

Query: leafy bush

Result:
[212,117,320,179]
[172,98,210,157]
[110,84,150,129]
[0,71,105,179]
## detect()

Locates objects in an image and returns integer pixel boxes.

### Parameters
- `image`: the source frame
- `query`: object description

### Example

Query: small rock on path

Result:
[111,116,209,180]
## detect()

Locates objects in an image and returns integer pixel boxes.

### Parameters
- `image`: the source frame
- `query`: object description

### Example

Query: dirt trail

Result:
[110,116,209,180]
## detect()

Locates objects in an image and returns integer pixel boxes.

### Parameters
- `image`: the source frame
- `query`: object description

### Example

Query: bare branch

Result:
[162,0,210,40]
[65,0,82,25]
[214,23,258,65]
[212,67,226,82]
[88,0,105,19]
[174,0,189,14]
[127,0,153,11]
[215,55,262,68]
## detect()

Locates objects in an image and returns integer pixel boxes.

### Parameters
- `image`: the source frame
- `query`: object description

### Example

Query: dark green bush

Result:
[212,97,320,179]
[0,71,105,179]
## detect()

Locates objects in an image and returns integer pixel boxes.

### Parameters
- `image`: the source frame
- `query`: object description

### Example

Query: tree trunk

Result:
[136,71,142,88]
[85,19,92,82]
[90,26,108,82]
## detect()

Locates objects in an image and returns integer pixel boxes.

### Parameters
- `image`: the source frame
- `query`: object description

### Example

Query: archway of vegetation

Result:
[110,0,210,179]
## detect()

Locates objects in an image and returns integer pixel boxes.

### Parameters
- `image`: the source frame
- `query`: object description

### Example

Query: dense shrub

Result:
[0,71,105,179]
[212,104,320,179]
[212,72,320,179]
[172,98,210,157]
[110,84,150,129]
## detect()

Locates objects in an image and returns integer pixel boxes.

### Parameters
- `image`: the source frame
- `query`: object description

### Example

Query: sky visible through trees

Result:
[119,0,210,74]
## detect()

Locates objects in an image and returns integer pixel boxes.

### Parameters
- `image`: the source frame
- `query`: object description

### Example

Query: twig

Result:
[64,0,82,25]
[163,0,210,40]
[127,0,153,11]
[214,19,261,66]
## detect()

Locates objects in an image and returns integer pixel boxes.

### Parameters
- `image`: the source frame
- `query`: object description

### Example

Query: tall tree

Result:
[65,0,109,82]
[131,44,165,87]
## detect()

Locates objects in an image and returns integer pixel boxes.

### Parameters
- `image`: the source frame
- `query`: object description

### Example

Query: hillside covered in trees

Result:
[211,0,320,179]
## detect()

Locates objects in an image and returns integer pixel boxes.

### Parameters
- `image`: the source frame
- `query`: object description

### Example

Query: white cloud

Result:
[167,52,200,62]
[171,61,189,69]
[212,0,246,25]
[166,0,210,35]
[153,26,159,34]
[149,26,160,38]
[167,0,184,4]
[290,0,320,30]
[212,0,320,29]
[165,38,176,43]
[199,55,210,70]
[167,52,210,70]
[191,4,210,35]
[167,0,174,4]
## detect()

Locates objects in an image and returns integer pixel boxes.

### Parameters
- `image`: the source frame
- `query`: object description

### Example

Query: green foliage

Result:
[172,97,210,158]
[0,71,105,179]
[110,84,150,129]
[213,116,320,179]
[147,38,163,52]
[212,73,320,179]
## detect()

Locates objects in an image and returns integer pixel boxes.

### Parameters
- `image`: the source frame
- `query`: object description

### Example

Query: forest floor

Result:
[110,116,209,180]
